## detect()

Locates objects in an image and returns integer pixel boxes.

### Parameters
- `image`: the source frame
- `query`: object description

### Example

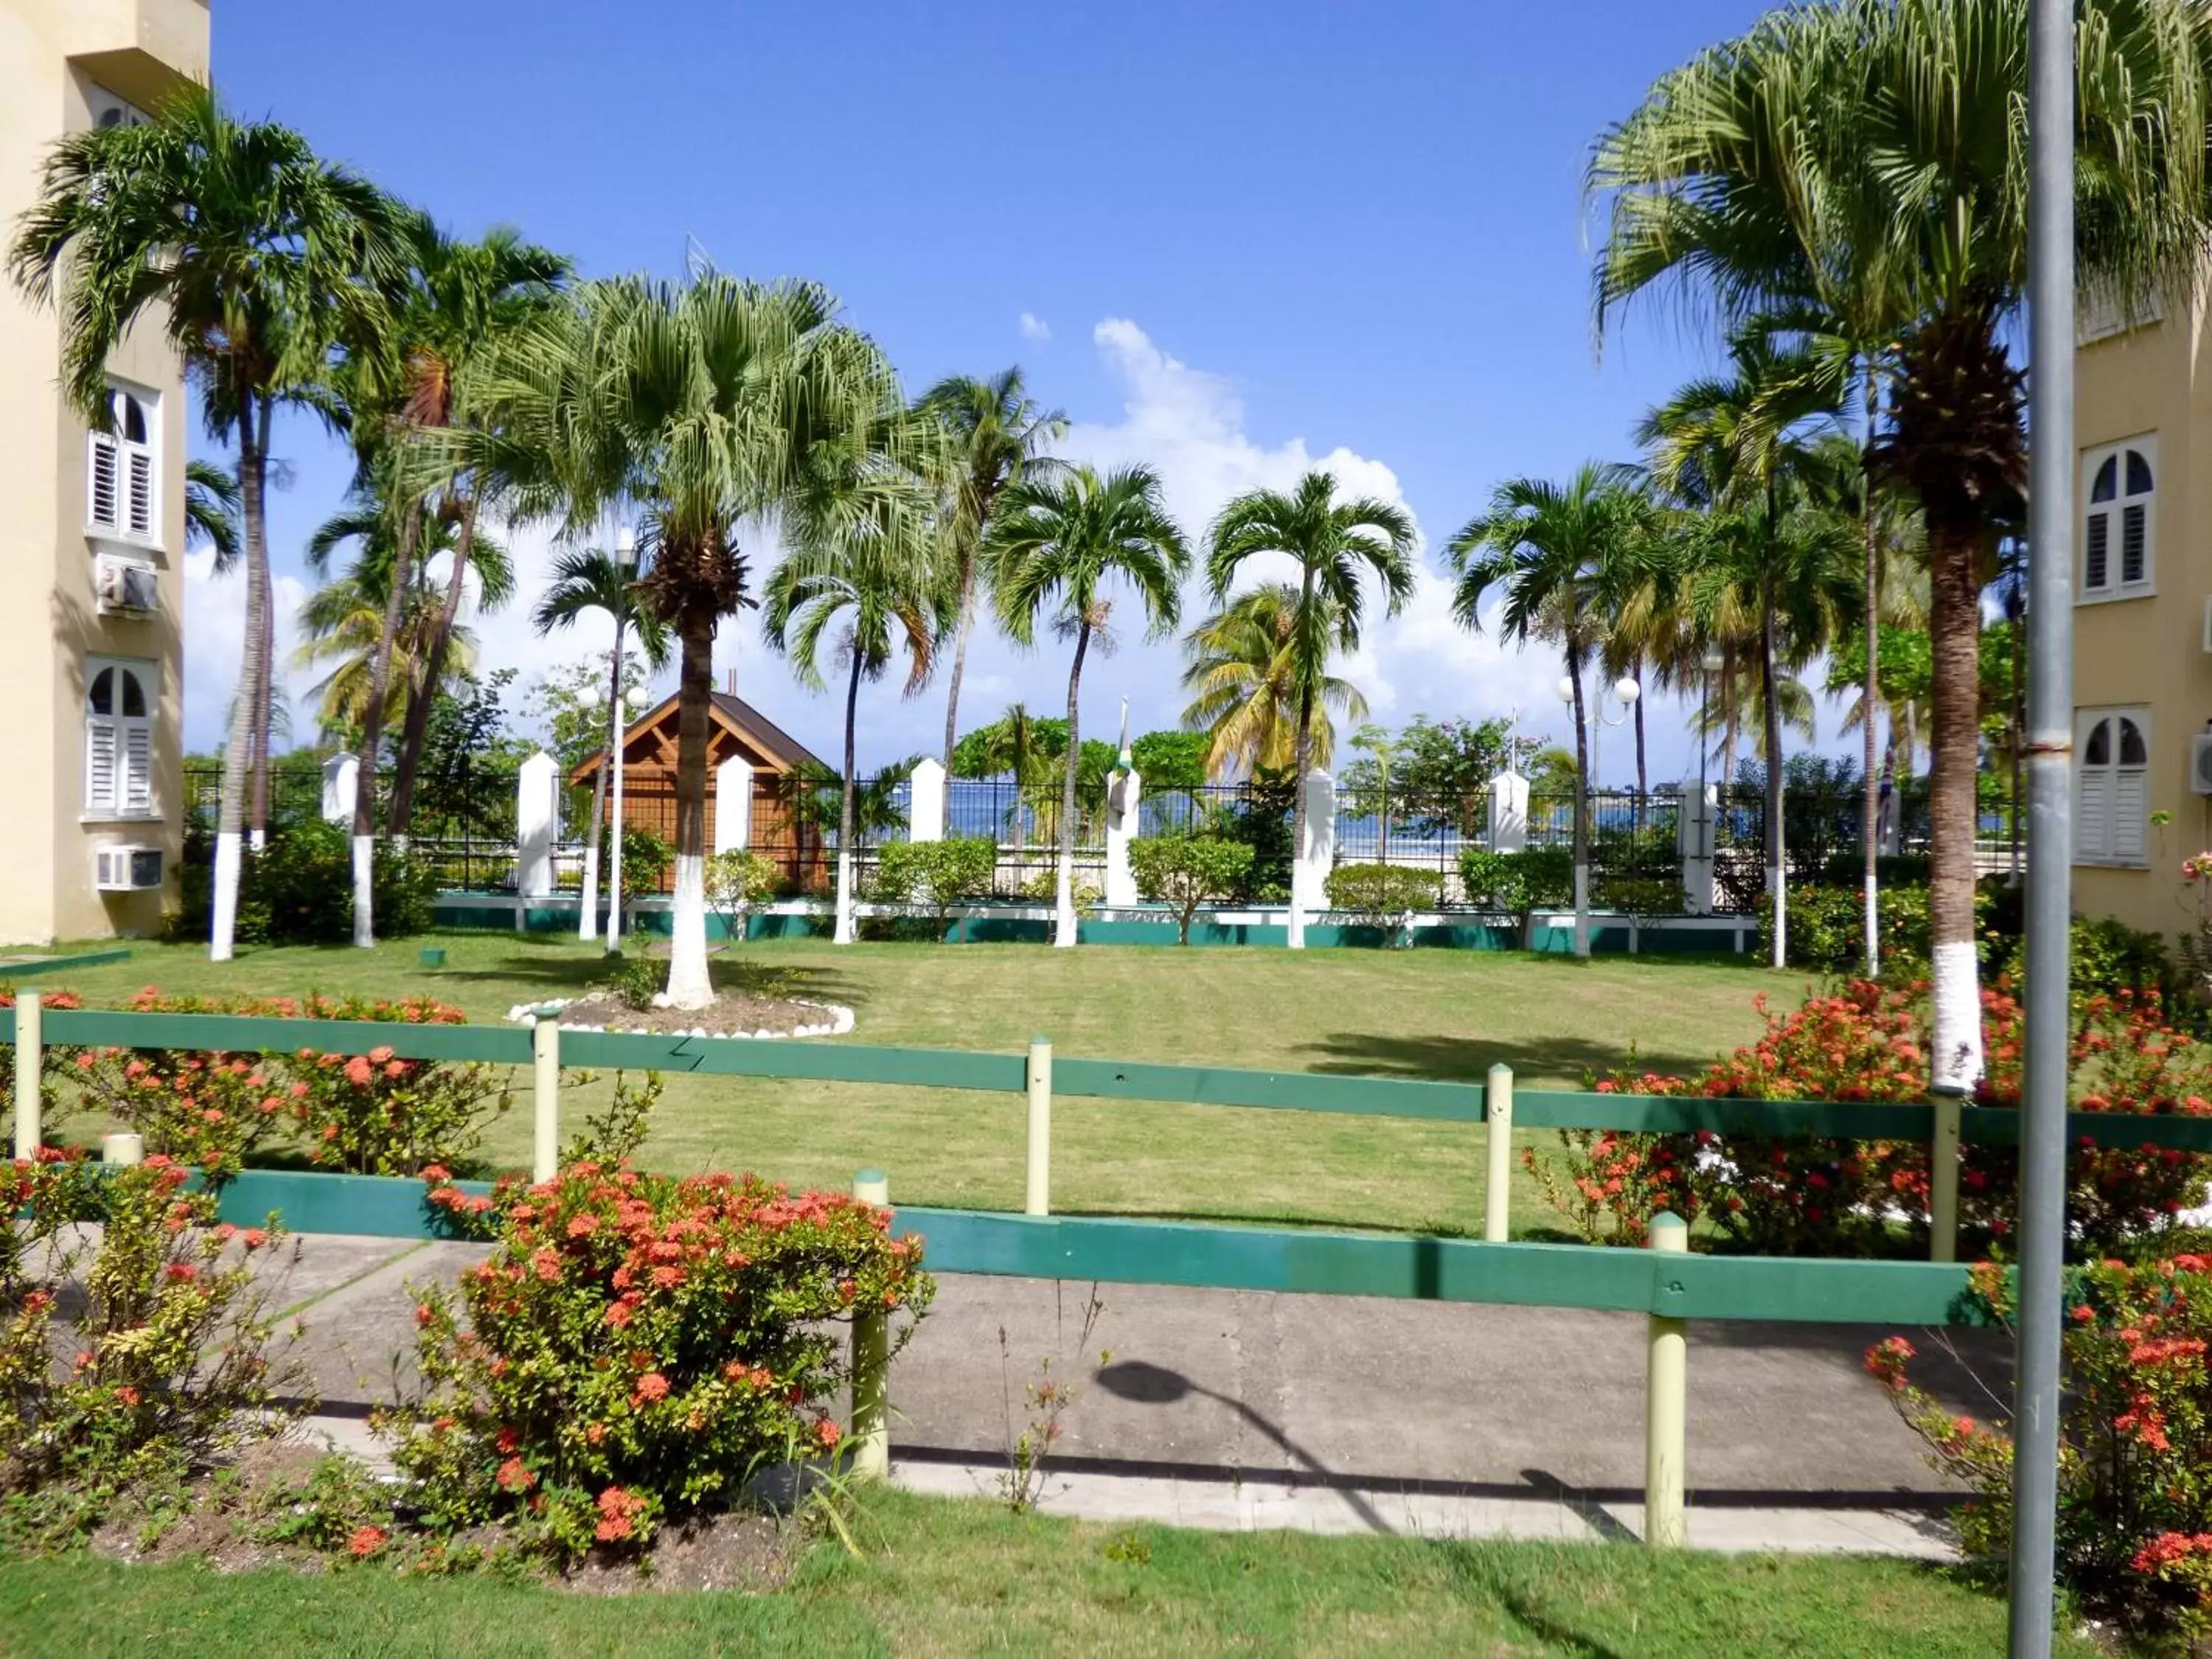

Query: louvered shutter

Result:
[2076,762,2112,861]
[122,723,153,815]
[2113,768,2148,863]
[86,720,117,815]
[88,436,119,531]
[2122,504,2147,586]
[126,450,153,538]
[2086,511,2109,590]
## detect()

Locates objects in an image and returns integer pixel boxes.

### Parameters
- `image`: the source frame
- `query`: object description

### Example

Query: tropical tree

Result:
[184,459,241,569]
[1589,0,2212,1085]
[1448,464,1646,958]
[294,556,477,741]
[461,272,911,1006]
[9,84,406,959]
[1203,472,1414,947]
[1180,584,1368,779]
[990,465,1189,947]
[919,369,1065,767]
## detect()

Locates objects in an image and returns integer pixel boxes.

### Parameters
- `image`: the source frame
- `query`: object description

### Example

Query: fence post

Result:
[1928,1088,1964,1264]
[851,1167,891,1479]
[1644,1211,1688,1548]
[532,1009,561,1183]
[1488,769,1528,855]
[516,751,558,904]
[320,754,358,824]
[1484,1062,1514,1242]
[908,757,945,844]
[11,990,39,1159]
[1103,764,1142,908]
[1025,1037,1053,1217]
[102,1133,143,1166]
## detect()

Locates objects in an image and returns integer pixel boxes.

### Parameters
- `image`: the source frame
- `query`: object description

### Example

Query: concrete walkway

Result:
[271,1232,2000,1558]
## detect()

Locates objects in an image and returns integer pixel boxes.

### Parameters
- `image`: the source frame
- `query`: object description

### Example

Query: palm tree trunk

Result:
[1761,580,1786,970]
[835,647,864,946]
[1860,373,1882,978]
[664,606,717,1009]
[1568,648,1591,959]
[1287,563,1320,950]
[1719,646,1739,788]
[210,389,267,963]
[1055,624,1091,949]
[1927,524,1985,1091]
[248,594,272,850]
[942,571,974,770]
[578,644,619,942]
[389,493,478,841]
[348,496,420,947]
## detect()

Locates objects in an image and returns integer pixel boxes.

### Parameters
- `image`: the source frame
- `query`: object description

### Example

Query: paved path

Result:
[268,1231,2000,1556]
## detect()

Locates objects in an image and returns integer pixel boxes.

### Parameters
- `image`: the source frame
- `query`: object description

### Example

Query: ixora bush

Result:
[1324,863,1444,948]
[0,1153,300,1546]
[387,1153,936,1559]
[872,838,996,936]
[1870,1256,2212,1641]
[1529,980,2212,1256]
[1129,835,1254,945]
[58,990,509,1182]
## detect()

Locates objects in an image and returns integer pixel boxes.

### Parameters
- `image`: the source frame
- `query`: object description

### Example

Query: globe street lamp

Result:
[1557,671,1640,799]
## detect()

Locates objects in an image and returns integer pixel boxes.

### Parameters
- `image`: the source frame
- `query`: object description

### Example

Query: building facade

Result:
[0,0,209,942]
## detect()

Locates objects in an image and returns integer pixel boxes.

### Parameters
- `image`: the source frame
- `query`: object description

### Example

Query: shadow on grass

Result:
[1298,1031,1720,1088]
[435,951,872,1010]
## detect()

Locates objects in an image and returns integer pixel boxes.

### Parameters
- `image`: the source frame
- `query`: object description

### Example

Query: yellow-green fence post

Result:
[851,1167,891,1479]
[1484,1062,1514,1242]
[12,990,40,1160]
[532,1009,561,1183]
[1928,1088,1964,1264]
[1025,1037,1052,1217]
[1644,1210,1688,1548]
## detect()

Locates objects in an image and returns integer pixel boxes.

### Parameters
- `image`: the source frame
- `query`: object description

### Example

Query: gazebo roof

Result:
[567,689,827,786]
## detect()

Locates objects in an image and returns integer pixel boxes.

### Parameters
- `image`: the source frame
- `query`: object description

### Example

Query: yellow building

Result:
[0,0,209,942]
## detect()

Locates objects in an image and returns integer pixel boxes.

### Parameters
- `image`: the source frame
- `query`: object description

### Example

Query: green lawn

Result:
[0,1486,2101,1658]
[37,932,1775,1237]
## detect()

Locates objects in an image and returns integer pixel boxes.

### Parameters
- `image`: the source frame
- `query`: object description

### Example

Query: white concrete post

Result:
[516,751,558,900]
[908,757,946,844]
[1290,768,1335,950]
[1644,1211,1689,1548]
[1484,1063,1514,1243]
[1025,1037,1053,1216]
[11,991,39,1160]
[850,1168,891,1478]
[532,1009,560,1183]
[1488,770,1528,855]
[1103,766,1141,908]
[321,754,358,824]
[1679,784,1717,917]
[714,754,755,854]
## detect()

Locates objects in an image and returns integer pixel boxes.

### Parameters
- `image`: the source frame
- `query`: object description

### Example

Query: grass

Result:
[0,1486,2107,1658]
[38,931,1775,1237]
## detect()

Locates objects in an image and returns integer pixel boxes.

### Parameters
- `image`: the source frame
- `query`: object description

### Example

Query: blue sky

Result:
[188,0,1801,781]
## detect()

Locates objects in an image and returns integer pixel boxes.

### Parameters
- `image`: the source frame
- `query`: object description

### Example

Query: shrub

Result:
[618,825,673,894]
[1871,1256,2212,1640]
[1020,868,1101,919]
[872,838,996,936]
[1129,835,1254,945]
[703,849,779,945]
[1457,847,1574,947]
[387,1158,936,1558]
[1323,863,1444,947]
[171,819,434,947]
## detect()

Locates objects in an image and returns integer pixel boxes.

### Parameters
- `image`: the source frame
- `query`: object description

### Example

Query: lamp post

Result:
[605,527,640,957]
[1698,653,1724,799]
[577,678,605,942]
[1557,671,1640,821]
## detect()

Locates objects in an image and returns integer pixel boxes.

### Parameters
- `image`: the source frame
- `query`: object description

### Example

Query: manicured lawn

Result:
[0,1486,2101,1658]
[36,933,1774,1237]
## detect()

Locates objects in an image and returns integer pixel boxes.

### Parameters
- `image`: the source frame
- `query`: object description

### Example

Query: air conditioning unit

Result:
[87,88,146,132]
[94,554,157,616]
[2192,734,2212,796]
[93,845,162,891]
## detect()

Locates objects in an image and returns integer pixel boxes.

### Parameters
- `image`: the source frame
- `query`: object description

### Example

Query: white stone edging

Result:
[503,995,855,1041]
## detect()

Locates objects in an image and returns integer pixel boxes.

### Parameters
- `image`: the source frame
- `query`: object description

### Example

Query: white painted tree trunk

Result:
[1572,861,1590,959]
[664,851,712,1009]
[834,849,857,945]
[1931,941,1985,1092]
[578,846,600,942]
[1769,861,1787,970]
[248,828,266,854]
[352,837,375,948]
[1054,849,1077,948]
[210,832,243,962]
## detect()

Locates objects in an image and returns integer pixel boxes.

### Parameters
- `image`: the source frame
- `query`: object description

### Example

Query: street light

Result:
[1698,652,1725,798]
[1557,671,1640,795]
[605,527,639,958]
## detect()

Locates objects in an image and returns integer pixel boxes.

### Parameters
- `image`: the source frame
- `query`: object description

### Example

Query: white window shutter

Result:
[89,437,119,530]
[126,450,153,538]
[122,723,152,815]
[2113,768,2148,863]
[2076,765,2112,861]
[86,720,117,815]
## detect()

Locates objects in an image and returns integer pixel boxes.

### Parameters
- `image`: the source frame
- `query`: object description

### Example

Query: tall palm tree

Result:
[1203,472,1414,947]
[294,559,477,742]
[1448,464,1646,959]
[1589,0,2212,1087]
[766,473,947,943]
[184,459,242,570]
[919,369,1065,768]
[1180,584,1368,780]
[534,549,673,941]
[10,84,406,959]
[461,272,909,1007]
[990,465,1189,947]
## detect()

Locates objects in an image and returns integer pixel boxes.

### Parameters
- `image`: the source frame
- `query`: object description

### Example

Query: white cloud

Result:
[182,552,313,751]
[1018,311,1052,343]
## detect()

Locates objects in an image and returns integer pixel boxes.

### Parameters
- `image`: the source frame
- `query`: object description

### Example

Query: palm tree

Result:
[184,460,241,569]
[1448,464,1645,959]
[294,559,476,741]
[534,549,673,941]
[1589,0,2212,1087]
[1203,472,1414,948]
[766,470,947,944]
[1180,584,1368,780]
[990,465,1189,947]
[460,272,909,1007]
[10,84,406,959]
[919,369,1065,768]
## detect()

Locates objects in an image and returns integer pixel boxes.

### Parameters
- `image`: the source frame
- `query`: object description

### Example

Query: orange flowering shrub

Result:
[386,1158,935,1557]
[1871,1257,2212,1639]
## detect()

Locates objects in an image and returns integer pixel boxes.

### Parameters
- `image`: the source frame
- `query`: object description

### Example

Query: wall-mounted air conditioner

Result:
[93,845,162,891]
[94,554,157,616]
[2191,734,2212,796]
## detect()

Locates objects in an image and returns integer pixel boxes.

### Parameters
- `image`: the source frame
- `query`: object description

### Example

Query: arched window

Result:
[2075,709,2149,866]
[2082,439,2155,597]
[88,385,156,540]
[85,658,154,818]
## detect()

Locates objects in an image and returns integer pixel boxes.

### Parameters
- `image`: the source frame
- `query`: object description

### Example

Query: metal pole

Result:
[2011,0,2073,1650]
[1644,1210,1689,1548]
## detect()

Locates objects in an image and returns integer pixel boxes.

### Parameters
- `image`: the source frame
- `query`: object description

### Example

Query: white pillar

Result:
[714,754,755,854]
[517,751,558,898]
[1103,765,1142,908]
[908,757,946,844]
[1488,770,1528,854]
[321,754,358,824]
[1679,784,1717,917]
[1290,768,1335,949]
